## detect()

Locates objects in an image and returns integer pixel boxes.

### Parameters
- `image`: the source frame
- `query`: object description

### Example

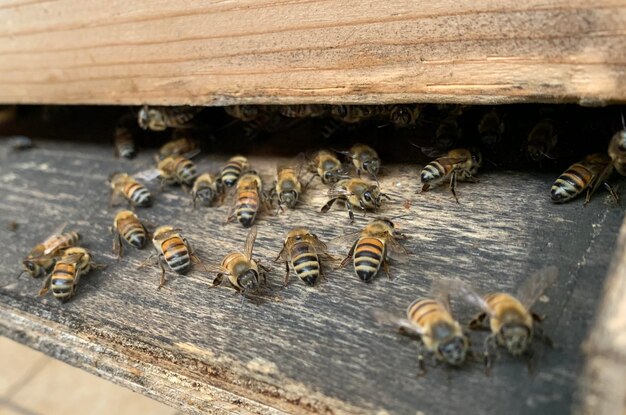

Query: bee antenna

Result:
[621,111,625,130]
[17,269,28,280]
[378,122,391,129]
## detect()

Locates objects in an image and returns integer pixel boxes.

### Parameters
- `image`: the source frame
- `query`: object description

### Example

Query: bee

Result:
[20,225,80,278]
[341,143,381,178]
[387,104,421,128]
[228,170,265,228]
[311,150,345,184]
[446,266,558,373]
[278,104,327,118]
[607,117,626,176]
[158,135,199,160]
[113,124,137,159]
[146,226,201,289]
[270,165,303,211]
[157,155,198,187]
[275,227,329,286]
[338,218,407,282]
[550,153,618,205]
[527,119,557,161]
[210,226,270,302]
[109,172,152,207]
[137,105,200,131]
[220,155,249,187]
[331,105,380,124]
[478,108,505,146]
[435,118,462,151]
[224,105,263,122]
[112,210,148,258]
[38,247,104,303]
[373,293,469,375]
[321,178,389,223]
[419,148,482,203]
[191,173,223,207]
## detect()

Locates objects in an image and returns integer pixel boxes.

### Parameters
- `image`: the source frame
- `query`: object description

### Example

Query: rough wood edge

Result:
[576,216,626,415]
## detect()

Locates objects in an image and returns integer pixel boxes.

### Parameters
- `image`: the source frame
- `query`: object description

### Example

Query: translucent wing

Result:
[516,266,558,309]
[434,278,493,316]
[60,252,84,264]
[134,168,161,182]
[384,236,410,263]
[429,284,453,315]
[205,263,230,275]
[326,183,352,198]
[40,223,69,255]
[327,229,361,248]
[244,226,258,260]
[153,228,183,241]
[305,234,329,254]
[277,153,307,178]
[588,162,614,202]
[371,310,425,337]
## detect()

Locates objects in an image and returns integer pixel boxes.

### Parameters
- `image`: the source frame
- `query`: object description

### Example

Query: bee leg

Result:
[449,171,460,204]
[533,324,554,348]
[345,200,355,223]
[112,232,123,260]
[382,258,392,280]
[338,240,357,269]
[283,261,290,287]
[416,341,427,377]
[604,182,620,204]
[137,253,156,269]
[37,274,52,297]
[157,255,167,290]
[483,334,497,376]
[418,183,430,194]
[320,197,338,213]
[210,274,224,289]
[469,313,488,331]
[381,193,392,201]
[523,348,537,375]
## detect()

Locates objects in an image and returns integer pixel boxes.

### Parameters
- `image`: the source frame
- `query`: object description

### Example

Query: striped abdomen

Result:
[114,126,136,159]
[407,299,453,342]
[289,241,320,286]
[118,217,147,249]
[174,158,197,185]
[236,188,259,228]
[160,236,191,274]
[123,180,152,207]
[420,160,449,185]
[353,237,385,282]
[166,107,200,127]
[50,262,78,302]
[550,163,592,203]
[221,159,245,187]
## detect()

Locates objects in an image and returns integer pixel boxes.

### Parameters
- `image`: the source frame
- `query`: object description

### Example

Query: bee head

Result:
[361,188,381,209]
[21,260,39,277]
[438,336,468,366]
[470,149,483,168]
[501,323,532,356]
[238,269,260,292]
[280,190,299,208]
[390,106,412,126]
[364,158,380,176]
[137,106,150,130]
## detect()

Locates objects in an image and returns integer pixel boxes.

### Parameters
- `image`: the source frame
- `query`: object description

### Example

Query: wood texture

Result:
[576,218,626,415]
[0,134,624,414]
[0,1,625,105]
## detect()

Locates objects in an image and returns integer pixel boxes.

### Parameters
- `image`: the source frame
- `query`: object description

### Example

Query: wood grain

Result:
[0,1,625,105]
[0,133,624,414]
[576,218,626,415]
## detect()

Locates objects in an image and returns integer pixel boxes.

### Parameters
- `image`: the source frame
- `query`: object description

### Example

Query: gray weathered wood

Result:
[0,137,623,414]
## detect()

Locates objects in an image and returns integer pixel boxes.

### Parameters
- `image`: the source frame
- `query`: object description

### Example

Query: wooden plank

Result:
[0,130,624,414]
[0,1,625,105]
[575,218,626,415]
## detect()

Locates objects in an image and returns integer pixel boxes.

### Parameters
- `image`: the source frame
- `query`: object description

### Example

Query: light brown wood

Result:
[576,217,626,415]
[0,0,625,105]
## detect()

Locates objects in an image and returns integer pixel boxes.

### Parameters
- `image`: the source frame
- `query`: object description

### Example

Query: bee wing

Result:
[134,168,161,182]
[371,310,425,336]
[40,223,69,255]
[153,228,184,241]
[588,162,614,202]
[434,278,494,316]
[516,266,558,309]
[429,284,453,315]
[305,234,329,253]
[384,237,410,263]
[410,144,444,159]
[60,252,84,264]
[327,230,361,248]
[244,226,258,260]
[205,263,230,275]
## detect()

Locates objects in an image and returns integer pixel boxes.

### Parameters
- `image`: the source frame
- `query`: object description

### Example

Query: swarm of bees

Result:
[15,103,625,380]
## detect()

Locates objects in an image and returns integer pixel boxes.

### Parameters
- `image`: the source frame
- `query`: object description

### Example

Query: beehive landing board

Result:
[0,138,624,415]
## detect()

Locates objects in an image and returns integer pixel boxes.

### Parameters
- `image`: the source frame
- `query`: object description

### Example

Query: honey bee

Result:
[419,148,482,203]
[228,170,265,228]
[607,117,626,176]
[137,105,201,131]
[340,143,381,178]
[270,164,303,211]
[158,155,198,187]
[113,124,137,159]
[210,226,270,302]
[321,178,389,223]
[191,173,223,207]
[527,119,557,161]
[387,104,422,128]
[109,172,152,207]
[275,227,330,286]
[38,247,105,302]
[550,153,618,205]
[220,155,249,187]
[145,226,201,289]
[338,218,408,282]
[158,135,200,160]
[478,108,505,146]
[445,266,558,373]
[373,293,469,375]
[435,118,462,151]
[112,210,148,258]
[224,105,263,122]
[20,224,80,279]
[311,150,345,184]
[331,105,380,124]
[278,104,327,118]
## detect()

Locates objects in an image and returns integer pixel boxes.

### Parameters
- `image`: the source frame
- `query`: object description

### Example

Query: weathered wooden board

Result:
[0,0,625,106]
[575,217,626,415]
[0,136,624,415]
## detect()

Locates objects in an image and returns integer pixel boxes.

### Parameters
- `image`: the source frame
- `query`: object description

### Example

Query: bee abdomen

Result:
[115,126,136,159]
[236,191,259,227]
[125,182,152,207]
[291,245,320,286]
[51,264,76,301]
[353,237,384,282]
[420,161,445,184]
[195,187,216,204]
[222,163,243,187]
[176,160,197,185]
[122,224,147,248]
[550,164,591,203]
[162,238,191,274]
[408,299,441,325]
